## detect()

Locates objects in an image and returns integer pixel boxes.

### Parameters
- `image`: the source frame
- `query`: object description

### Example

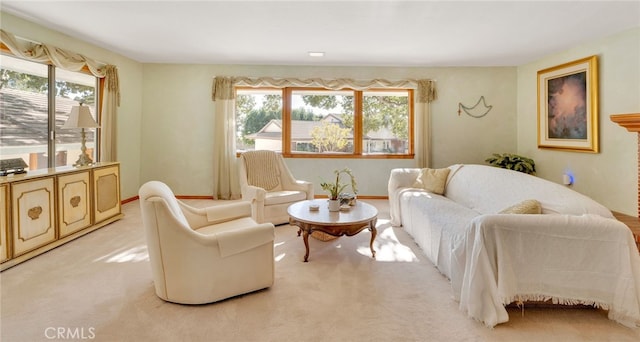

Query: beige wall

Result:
[140,64,517,197]
[5,11,637,213]
[1,12,144,200]
[517,27,640,215]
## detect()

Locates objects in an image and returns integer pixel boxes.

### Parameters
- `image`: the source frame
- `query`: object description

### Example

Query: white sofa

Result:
[388,164,640,328]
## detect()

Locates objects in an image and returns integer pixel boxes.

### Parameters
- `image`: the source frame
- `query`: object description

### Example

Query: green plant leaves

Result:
[485,153,536,175]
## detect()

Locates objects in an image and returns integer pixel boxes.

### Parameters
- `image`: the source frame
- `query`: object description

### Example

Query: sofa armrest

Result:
[388,168,422,226]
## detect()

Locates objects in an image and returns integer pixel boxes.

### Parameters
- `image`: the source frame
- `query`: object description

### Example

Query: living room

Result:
[1,1,640,341]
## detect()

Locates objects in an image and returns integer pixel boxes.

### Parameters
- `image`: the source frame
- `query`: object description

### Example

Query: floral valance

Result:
[212,76,437,103]
[1,29,120,105]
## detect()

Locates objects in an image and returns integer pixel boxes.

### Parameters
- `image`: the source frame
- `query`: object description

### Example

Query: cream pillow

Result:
[412,168,451,195]
[499,199,542,214]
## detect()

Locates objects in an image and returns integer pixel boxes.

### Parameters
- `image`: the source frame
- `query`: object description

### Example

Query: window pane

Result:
[236,89,282,152]
[55,69,97,167]
[291,89,354,154]
[362,90,409,155]
[0,55,50,170]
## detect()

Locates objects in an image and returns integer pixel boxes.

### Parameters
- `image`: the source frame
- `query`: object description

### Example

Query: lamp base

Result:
[73,128,94,167]
[73,153,94,167]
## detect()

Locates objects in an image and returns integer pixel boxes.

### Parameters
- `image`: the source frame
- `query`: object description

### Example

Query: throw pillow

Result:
[499,199,542,214]
[412,168,451,195]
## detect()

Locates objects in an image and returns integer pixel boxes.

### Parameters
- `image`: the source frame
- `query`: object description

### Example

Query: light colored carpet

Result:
[1,199,639,342]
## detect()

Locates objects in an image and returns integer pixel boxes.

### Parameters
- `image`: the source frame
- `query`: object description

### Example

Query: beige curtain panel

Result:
[1,29,121,162]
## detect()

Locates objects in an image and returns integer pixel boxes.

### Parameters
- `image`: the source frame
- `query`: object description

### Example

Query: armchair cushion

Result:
[265,190,308,206]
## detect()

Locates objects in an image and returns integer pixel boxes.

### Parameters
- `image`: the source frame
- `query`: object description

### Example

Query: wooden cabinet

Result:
[0,162,122,270]
[0,185,8,263]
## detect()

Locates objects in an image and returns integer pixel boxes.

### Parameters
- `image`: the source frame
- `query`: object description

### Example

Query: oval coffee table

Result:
[288,199,378,262]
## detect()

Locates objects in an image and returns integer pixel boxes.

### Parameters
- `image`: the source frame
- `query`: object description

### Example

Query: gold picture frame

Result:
[537,55,599,153]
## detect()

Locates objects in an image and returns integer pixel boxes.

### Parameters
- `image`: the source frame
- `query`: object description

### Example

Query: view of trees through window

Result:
[236,88,411,156]
[0,54,98,169]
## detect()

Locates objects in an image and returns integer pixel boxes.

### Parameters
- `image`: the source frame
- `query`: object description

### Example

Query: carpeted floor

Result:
[1,199,639,342]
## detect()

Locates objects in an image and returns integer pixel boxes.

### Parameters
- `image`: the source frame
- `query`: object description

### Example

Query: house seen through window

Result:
[235,87,413,158]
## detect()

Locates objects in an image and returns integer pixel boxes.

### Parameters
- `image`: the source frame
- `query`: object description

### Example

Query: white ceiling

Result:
[2,0,639,67]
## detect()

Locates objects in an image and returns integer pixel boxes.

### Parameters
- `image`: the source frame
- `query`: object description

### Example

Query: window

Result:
[236,87,413,158]
[0,54,99,169]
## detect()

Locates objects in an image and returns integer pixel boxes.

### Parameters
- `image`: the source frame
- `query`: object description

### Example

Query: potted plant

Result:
[320,168,357,211]
[485,153,536,175]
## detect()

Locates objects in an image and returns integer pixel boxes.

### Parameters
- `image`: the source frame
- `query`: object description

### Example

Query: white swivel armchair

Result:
[139,181,275,305]
[239,150,314,225]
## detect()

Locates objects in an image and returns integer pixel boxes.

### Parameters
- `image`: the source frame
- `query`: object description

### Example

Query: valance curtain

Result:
[211,76,437,199]
[0,29,121,162]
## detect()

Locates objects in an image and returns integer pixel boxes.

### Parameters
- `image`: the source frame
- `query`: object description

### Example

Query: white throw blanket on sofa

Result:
[388,164,640,328]
[451,213,640,328]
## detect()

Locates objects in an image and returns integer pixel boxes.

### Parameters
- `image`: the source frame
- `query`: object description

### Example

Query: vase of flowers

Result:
[320,168,357,212]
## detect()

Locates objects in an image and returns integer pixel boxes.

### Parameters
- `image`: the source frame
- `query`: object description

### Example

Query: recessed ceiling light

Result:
[308,51,325,57]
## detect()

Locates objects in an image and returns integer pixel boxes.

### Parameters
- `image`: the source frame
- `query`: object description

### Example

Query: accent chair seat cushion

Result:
[265,190,307,206]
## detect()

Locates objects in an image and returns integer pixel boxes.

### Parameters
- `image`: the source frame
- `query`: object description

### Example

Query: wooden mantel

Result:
[611,113,640,132]
[610,113,640,219]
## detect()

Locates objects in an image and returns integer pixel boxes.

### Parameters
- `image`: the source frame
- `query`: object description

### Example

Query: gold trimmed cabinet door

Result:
[58,171,92,237]
[11,177,56,256]
[93,165,121,223]
[1,185,9,263]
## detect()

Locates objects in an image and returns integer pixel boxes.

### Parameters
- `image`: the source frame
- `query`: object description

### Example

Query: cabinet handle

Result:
[70,196,81,208]
[28,206,43,220]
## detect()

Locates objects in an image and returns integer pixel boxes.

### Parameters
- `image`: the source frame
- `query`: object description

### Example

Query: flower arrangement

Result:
[320,168,357,200]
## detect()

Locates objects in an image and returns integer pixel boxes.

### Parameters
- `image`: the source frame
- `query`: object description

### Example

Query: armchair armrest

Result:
[241,184,267,203]
[178,200,253,228]
[291,180,314,199]
[205,201,252,224]
[216,222,275,257]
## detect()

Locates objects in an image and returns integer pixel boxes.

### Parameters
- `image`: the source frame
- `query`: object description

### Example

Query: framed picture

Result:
[537,55,599,153]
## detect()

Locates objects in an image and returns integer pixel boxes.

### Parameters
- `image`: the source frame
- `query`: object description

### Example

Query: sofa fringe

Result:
[504,294,609,310]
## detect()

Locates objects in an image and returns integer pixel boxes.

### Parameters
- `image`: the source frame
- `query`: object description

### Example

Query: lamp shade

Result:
[62,104,99,129]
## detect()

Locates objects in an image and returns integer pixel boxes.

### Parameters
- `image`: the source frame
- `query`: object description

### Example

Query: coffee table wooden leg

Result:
[369,224,377,258]
[303,229,310,262]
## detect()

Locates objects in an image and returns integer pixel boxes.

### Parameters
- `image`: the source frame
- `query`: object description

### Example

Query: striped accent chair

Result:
[239,150,314,224]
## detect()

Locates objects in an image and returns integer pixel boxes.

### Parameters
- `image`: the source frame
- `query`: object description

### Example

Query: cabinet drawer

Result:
[58,171,92,237]
[11,178,56,256]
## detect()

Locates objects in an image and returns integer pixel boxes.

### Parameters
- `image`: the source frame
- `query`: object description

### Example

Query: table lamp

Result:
[62,103,100,167]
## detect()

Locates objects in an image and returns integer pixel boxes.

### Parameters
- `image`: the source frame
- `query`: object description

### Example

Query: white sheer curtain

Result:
[211,76,437,198]
[0,29,121,162]
[416,79,438,168]
[211,77,241,199]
